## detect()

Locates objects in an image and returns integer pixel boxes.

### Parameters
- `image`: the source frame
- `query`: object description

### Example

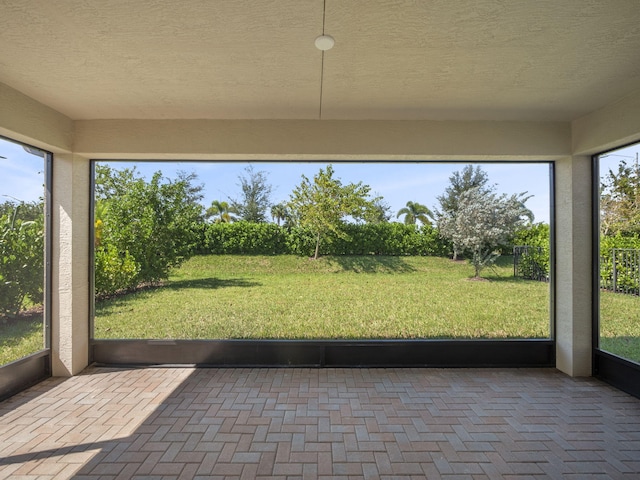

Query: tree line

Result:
[90,163,540,296]
[13,154,640,315]
[0,162,546,311]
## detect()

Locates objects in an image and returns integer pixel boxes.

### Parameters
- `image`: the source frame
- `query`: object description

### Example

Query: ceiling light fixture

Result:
[317,0,332,119]
[315,34,335,51]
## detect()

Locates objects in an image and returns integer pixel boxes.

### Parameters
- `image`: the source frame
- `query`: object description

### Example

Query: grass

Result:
[94,254,551,340]
[0,312,44,365]
[3,254,639,365]
[600,290,640,363]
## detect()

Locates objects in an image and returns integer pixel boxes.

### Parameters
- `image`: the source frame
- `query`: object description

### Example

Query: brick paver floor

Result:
[0,367,639,479]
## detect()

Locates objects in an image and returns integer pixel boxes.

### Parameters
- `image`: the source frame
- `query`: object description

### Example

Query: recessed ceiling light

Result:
[315,34,335,51]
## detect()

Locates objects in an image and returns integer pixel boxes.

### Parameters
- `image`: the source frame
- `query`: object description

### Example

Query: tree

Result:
[287,165,378,259]
[438,186,533,278]
[0,199,42,222]
[206,200,238,223]
[270,202,289,226]
[368,196,392,224]
[230,166,273,223]
[396,201,433,225]
[436,165,491,259]
[95,165,204,293]
[437,165,490,213]
[600,157,640,237]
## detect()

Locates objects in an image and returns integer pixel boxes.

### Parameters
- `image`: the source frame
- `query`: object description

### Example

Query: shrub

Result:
[600,234,640,293]
[201,222,450,257]
[95,166,204,294]
[512,223,550,280]
[94,245,139,297]
[327,223,449,256]
[513,223,550,249]
[514,246,549,281]
[284,226,318,257]
[204,222,290,254]
[0,204,44,316]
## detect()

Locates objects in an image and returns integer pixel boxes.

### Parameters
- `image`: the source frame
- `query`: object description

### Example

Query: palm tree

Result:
[270,202,289,226]
[206,200,238,223]
[396,201,433,226]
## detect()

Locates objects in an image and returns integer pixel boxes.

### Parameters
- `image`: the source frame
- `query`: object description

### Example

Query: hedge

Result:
[512,223,551,280]
[200,222,451,257]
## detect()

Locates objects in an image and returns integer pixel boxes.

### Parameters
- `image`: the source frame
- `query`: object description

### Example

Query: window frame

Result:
[592,146,640,399]
[89,159,556,368]
[0,137,52,401]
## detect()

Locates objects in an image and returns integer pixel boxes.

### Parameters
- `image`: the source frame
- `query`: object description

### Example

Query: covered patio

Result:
[2,367,639,478]
[1,0,640,476]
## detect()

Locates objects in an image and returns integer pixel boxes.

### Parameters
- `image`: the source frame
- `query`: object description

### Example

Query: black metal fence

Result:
[513,245,549,282]
[600,248,640,295]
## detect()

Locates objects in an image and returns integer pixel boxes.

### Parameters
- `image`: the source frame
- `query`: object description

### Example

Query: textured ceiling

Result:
[1,0,640,121]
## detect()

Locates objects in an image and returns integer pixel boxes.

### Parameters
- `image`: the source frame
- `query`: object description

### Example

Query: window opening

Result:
[597,142,640,365]
[0,136,49,366]
[91,161,552,342]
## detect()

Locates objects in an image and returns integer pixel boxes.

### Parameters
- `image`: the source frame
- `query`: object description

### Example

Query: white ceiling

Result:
[1,0,640,122]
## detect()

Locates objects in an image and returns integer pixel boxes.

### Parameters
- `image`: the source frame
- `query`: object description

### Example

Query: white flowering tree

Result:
[436,165,490,260]
[438,186,533,278]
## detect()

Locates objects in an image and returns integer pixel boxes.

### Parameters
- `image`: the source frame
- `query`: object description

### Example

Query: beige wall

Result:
[51,154,90,376]
[74,119,570,160]
[3,81,640,377]
[573,89,640,156]
[0,83,73,154]
[554,156,593,376]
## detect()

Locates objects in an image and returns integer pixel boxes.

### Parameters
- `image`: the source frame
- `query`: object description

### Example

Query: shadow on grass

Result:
[164,277,262,290]
[326,255,417,273]
[600,336,640,365]
[473,256,548,284]
[96,277,262,309]
[479,274,543,284]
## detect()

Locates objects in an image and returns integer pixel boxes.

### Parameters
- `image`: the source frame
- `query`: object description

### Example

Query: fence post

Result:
[636,249,640,296]
[612,250,617,293]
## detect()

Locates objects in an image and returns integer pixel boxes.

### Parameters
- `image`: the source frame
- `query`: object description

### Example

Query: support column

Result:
[554,155,592,376]
[51,154,90,376]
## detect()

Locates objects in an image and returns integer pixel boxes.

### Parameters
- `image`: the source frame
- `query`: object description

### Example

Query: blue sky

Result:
[0,138,46,204]
[95,161,553,224]
[599,143,640,181]
[4,136,640,227]
[0,134,588,225]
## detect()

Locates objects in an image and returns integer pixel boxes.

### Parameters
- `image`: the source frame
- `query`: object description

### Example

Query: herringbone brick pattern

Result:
[0,367,639,479]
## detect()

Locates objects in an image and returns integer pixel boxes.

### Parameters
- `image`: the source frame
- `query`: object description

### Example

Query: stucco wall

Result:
[51,154,90,375]
[554,156,593,376]
[573,88,640,156]
[0,82,73,154]
[73,119,571,160]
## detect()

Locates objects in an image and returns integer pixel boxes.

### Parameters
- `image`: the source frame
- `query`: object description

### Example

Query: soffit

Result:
[0,0,639,121]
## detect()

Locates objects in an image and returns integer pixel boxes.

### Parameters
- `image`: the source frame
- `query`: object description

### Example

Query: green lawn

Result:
[600,290,640,363]
[95,254,551,340]
[5,255,639,367]
[0,312,44,365]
